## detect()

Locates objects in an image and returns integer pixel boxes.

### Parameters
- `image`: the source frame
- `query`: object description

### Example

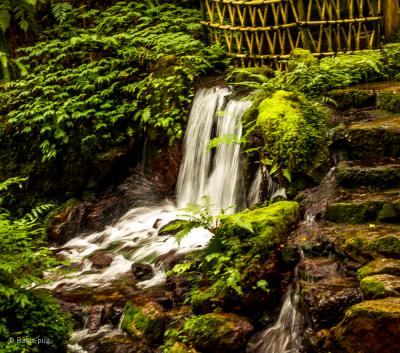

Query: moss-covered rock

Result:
[358,258,400,279]
[331,112,400,160]
[317,224,400,263]
[288,48,318,69]
[325,189,400,224]
[377,91,400,113]
[333,297,400,353]
[336,159,400,189]
[328,89,376,109]
[121,301,165,342]
[360,274,400,298]
[181,313,253,353]
[256,90,327,184]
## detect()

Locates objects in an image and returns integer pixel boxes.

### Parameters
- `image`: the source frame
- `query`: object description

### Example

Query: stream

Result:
[49,86,252,352]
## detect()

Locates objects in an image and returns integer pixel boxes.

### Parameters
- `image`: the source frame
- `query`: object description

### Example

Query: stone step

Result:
[325,189,400,224]
[316,224,400,263]
[336,158,400,189]
[332,112,400,160]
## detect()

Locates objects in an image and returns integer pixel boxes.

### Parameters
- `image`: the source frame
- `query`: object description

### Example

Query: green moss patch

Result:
[181,313,253,353]
[360,274,400,299]
[358,258,400,279]
[121,302,165,342]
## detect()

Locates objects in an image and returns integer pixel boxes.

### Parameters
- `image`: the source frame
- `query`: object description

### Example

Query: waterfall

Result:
[177,87,250,212]
[247,288,303,353]
[247,266,304,353]
[49,85,250,295]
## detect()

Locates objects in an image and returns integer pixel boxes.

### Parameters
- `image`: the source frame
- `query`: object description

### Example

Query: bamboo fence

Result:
[201,0,399,67]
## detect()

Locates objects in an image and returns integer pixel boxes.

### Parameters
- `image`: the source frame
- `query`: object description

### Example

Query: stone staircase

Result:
[299,111,400,353]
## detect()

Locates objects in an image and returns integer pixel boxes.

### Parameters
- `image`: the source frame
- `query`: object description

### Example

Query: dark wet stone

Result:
[89,250,114,268]
[301,276,363,329]
[131,263,154,281]
[87,305,105,333]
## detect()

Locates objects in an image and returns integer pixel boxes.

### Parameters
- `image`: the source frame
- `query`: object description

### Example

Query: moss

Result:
[328,89,376,109]
[336,160,400,189]
[180,313,253,353]
[288,48,318,69]
[220,201,300,252]
[377,91,400,113]
[361,274,400,299]
[166,342,199,353]
[360,276,387,298]
[372,235,400,256]
[326,199,400,224]
[333,297,400,353]
[227,66,275,84]
[121,302,165,342]
[325,202,372,224]
[256,90,327,179]
[357,258,400,279]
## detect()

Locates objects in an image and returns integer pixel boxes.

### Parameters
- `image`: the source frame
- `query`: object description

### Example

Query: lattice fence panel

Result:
[201,0,385,66]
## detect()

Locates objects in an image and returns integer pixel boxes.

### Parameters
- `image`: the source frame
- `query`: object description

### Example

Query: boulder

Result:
[131,263,154,281]
[333,297,400,353]
[357,258,400,279]
[89,250,114,268]
[167,342,200,353]
[181,313,253,353]
[301,276,362,329]
[360,274,400,299]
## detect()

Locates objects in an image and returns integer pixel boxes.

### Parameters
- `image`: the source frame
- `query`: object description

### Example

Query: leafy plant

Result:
[0,1,228,200]
[0,178,71,352]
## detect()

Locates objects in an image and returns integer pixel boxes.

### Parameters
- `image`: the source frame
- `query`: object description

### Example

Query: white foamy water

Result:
[49,86,250,293]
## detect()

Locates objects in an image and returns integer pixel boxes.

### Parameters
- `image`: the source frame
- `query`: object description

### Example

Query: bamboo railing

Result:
[201,0,399,67]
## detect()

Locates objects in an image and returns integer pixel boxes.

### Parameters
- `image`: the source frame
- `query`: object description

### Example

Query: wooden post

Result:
[383,0,399,41]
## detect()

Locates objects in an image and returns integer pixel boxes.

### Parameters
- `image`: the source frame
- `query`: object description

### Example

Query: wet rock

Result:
[97,331,152,353]
[156,250,189,271]
[331,112,400,160]
[181,312,254,353]
[48,200,90,244]
[131,263,154,281]
[333,297,400,353]
[298,257,338,282]
[318,224,400,263]
[327,89,376,109]
[89,250,114,268]
[336,158,400,189]
[360,274,400,299]
[325,189,400,224]
[358,257,400,278]
[301,276,363,329]
[58,300,84,329]
[85,195,122,231]
[121,301,165,342]
[87,305,105,333]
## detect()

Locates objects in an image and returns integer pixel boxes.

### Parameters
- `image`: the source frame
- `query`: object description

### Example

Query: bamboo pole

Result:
[383,0,399,41]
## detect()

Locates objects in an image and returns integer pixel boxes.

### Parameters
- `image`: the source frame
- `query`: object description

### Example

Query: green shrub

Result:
[0,179,71,352]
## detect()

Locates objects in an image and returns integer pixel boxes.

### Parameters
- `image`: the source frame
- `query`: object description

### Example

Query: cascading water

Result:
[49,86,251,352]
[247,166,287,207]
[177,87,251,212]
[246,262,304,353]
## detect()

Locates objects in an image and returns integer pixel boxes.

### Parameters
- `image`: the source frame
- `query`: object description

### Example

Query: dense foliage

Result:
[168,201,299,311]
[0,0,227,200]
[0,180,71,353]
